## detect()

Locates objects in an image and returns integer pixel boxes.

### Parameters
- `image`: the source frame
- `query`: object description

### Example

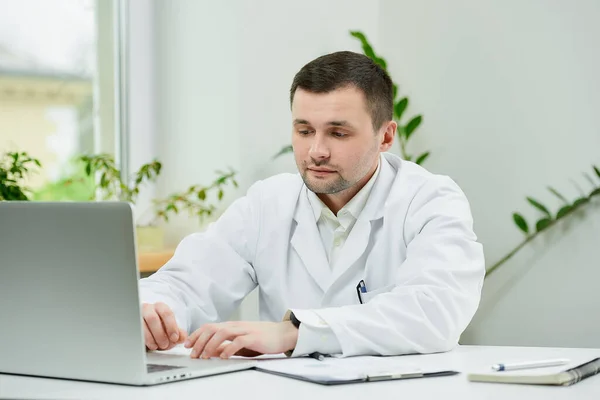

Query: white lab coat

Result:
[139,152,485,357]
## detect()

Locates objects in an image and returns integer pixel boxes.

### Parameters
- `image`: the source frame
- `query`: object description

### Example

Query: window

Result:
[0,0,123,201]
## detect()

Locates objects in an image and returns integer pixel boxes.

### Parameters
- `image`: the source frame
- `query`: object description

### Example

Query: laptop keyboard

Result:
[147,363,185,373]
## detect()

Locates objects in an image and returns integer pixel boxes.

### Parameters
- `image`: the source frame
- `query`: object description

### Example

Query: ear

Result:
[379,120,396,152]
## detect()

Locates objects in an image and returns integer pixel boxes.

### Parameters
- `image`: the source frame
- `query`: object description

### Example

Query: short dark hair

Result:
[290,51,393,131]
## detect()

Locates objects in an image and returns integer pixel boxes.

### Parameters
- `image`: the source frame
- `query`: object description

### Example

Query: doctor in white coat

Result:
[139,51,485,360]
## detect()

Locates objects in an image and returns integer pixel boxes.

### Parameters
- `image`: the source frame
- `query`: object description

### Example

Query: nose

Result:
[308,133,330,161]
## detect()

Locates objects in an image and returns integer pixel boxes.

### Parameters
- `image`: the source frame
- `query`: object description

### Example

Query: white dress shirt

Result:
[293,161,381,356]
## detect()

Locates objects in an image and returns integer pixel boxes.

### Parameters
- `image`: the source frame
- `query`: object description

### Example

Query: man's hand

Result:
[184,321,299,359]
[142,302,188,351]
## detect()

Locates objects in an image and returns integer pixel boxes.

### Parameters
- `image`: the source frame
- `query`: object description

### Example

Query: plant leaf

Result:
[547,187,568,204]
[593,165,600,179]
[535,218,552,232]
[85,163,91,176]
[556,205,573,219]
[349,30,366,40]
[512,213,529,234]
[396,125,406,139]
[591,188,600,197]
[404,115,422,140]
[415,152,430,165]
[218,189,224,200]
[361,42,376,60]
[573,197,589,208]
[392,84,398,100]
[526,197,552,217]
[272,145,293,159]
[394,98,408,121]
[197,189,206,201]
[374,56,387,70]
[349,30,386,70]
[360,43,375,61]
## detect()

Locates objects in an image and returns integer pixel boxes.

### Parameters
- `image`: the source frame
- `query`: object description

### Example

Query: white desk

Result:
[1,346,599,400]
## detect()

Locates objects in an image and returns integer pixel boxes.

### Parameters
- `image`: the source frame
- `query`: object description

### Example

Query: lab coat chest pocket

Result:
[361,284,396,303]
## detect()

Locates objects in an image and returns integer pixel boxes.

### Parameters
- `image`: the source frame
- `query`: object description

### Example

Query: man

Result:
[139,51,485,360]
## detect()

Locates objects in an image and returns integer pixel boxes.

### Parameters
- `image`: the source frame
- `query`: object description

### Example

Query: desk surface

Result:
[1,345,599,400]
[138,249,173,273]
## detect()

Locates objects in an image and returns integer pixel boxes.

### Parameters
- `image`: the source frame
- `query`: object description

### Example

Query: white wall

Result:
[378,0,600,346]
[152,0,241,239]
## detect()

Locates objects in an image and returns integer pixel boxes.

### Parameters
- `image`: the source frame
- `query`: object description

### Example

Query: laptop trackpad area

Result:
[147,363,185,373]
[146,349,256,371]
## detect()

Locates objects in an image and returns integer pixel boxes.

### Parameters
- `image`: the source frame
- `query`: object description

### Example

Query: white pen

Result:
[491,358,570,372]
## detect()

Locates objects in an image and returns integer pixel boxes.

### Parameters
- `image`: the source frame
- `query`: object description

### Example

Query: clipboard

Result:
[255,366,459,385]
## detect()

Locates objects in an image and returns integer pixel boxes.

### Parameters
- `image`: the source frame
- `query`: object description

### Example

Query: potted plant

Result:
[79,153,238,252]
[150,168,238,224]
[79,153,163,251]
[32,157,96,201]
[0,151,41,201]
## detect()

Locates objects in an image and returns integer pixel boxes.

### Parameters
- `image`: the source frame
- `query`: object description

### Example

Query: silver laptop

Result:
[0,202,254,385]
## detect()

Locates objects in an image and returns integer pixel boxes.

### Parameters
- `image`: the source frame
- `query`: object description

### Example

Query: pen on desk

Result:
[309,352,325,361]
[491,358,570,371]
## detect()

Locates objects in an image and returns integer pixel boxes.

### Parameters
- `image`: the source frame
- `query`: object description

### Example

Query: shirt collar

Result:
[307,158,381,222]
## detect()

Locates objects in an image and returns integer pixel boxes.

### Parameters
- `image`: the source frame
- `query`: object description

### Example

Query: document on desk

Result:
[255,356,459,385]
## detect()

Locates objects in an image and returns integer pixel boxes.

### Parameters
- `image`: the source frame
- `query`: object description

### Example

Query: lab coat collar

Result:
[291,153,399,292]
[290,190,332,292]
[306,159,381,223]
[328,154,397,283]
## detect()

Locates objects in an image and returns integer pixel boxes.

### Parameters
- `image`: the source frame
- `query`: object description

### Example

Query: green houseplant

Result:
[80,153,164,251]
[0,151,41,201]
[79,154,162,203]
[150,169,238,225]
[486,164,600,277]
[80,153,238,251]
[32,157,96,201]
[349,31,429,165]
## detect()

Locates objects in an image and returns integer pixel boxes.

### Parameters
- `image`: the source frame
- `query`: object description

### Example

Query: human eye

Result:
[331,131,347,138]
[297,128,313,135]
